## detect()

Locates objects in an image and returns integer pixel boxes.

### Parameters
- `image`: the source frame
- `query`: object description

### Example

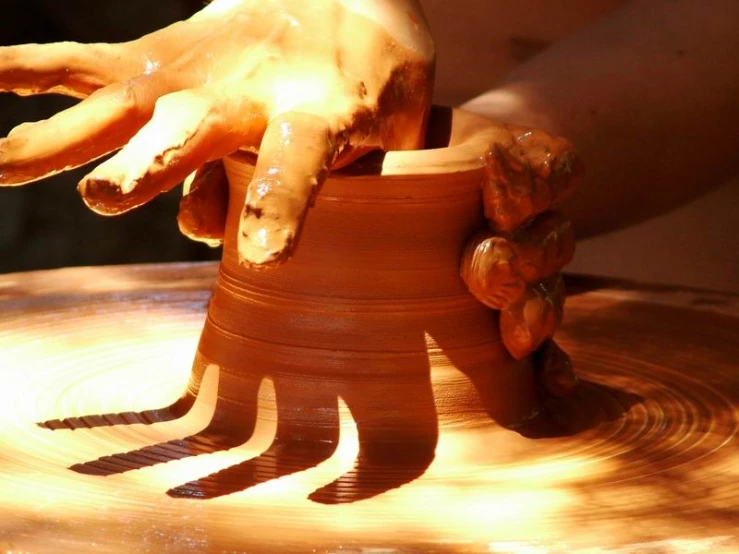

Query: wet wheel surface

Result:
[0,264,737,553]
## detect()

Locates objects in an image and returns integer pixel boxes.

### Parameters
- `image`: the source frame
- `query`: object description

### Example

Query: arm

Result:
[462,0,739,239]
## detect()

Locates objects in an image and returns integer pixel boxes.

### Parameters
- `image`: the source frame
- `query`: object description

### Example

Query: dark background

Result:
[0,0,219,273]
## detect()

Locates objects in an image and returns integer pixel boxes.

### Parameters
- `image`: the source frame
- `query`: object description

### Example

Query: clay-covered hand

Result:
[460,124,582,392]
[0,0,435,266]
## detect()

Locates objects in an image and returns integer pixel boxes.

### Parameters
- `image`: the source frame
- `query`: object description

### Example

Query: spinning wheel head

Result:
[1,263,738,552]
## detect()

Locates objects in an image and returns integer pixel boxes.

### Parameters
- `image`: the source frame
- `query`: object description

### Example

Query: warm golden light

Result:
[1,265,738,552]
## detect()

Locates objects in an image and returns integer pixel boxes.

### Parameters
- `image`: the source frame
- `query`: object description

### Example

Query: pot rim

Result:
[229,106,498,179]
[371,106,498,177]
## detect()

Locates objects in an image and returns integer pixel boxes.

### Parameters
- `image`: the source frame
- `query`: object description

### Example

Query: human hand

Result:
[460,124,582,392]
[0,0,435,266]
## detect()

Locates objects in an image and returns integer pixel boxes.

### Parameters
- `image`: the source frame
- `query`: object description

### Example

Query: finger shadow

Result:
[69,393,259,476]
[46,304,642,503]
[37,393,196,430]
[163,342,439,504]
[40,309,642,504]
[309,365,438,505]
[426,305,643,440]
[515,380,644,439]
[37,362,212,431]
[49,364,265,477]
[167,378,341,499]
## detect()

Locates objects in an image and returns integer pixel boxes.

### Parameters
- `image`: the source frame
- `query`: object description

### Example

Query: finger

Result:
[510,211,575,283]
[79,88,266,215]
[0,42,132,98]
[534,339,578,397]
[168,382,339,500]
[500,275,565,360]
[460,212,574,308]
[310,376,437,504]
[238,112,338,267]
[0,77,163,186]
[177,161,229,246]
[460,229,526,310]
[71,419,252,477]
[483,126,583,232]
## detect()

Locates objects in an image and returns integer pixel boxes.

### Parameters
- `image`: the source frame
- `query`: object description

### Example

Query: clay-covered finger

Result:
[178,161,229,247]
[238,112,338,267]
[79,88,265,216]
[534,339,578,397]
[0,42,132,98]
[460,229,526,309]
[0,77,162,186]
[500,275,565,360]
[483,126,583,232]
[511,211,575,283]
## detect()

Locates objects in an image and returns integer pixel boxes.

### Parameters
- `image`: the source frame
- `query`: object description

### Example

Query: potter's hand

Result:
[0,0,435,266]
[460,124,582,393]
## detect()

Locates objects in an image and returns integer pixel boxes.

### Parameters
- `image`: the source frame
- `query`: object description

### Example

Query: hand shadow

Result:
[38,317,440,504]
[38,300,640,504]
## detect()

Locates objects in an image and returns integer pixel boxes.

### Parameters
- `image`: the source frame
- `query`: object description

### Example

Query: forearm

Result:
[462,0,739,238]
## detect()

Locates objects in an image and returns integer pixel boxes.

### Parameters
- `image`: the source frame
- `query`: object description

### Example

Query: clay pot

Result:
[171,107,542,501]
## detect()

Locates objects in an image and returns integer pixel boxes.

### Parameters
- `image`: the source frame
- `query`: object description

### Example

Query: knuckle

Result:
[499,276,564,360]
[113,81,144,118]
[482,129,583,231]
[512,212,576,282]
[461,230,525,310]
[461,211,575,310]
[156,89,219,130]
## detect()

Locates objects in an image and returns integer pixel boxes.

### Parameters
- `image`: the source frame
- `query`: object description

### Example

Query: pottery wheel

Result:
[0,263,737,553]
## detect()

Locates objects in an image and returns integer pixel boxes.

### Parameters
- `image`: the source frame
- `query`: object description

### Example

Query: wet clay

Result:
[18,108,580,504]
[0,0,581,362]
[179,109,550,489]
[3,265,739,551]
[145,108,577,500]
[0,0,435,267]
[0,0,585,505]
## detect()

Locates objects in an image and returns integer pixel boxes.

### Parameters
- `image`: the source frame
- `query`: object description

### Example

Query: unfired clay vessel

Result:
[1,0,580,501]
[154,108,548,499]
[23,107,578,502]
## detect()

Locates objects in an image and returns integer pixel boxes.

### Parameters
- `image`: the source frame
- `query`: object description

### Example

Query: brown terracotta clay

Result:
[0,0,583,504]
[194,108,544,497]
[29,107,577,503]
[3,265,739,551]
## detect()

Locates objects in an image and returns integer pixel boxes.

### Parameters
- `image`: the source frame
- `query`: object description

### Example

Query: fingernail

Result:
[79,177,129,215]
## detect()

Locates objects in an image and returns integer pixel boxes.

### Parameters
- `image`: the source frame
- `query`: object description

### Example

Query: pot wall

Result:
[186,150,540,432]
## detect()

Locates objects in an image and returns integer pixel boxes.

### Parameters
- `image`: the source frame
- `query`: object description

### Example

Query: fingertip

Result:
[177,196,225,248]
[177,162,228,247]
[0,157,47,187]
[536,339,578,397]
[460,229,525,310]
[0,144,8,186]
[552,149,584,199]
[78,175,134,216]
[499,278,564,360]
[234,112,336,270]
[236,219,294,268]
[0,137,23,186]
